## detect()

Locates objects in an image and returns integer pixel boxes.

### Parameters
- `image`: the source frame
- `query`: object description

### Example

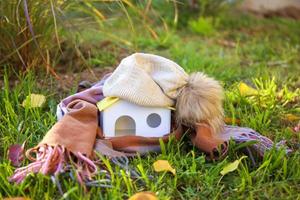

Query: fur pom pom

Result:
[176,72,224,135]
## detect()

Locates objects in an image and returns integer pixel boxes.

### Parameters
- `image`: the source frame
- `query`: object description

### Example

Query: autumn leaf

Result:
[283,114,300,122]
[8,141,26,167]
[224,117,241,125]
[217,39,236,48]
[128,191,157,200]
[220,156,247,176]
[22,94,46,108]
[238,82,258,96]
[153,160,176,175]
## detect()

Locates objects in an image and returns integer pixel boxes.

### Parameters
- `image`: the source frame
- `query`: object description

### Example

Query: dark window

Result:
[147,113,161,128]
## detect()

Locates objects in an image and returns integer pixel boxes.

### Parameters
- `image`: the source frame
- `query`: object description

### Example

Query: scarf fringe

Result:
[9,144,97,185]
[223,125,292,157]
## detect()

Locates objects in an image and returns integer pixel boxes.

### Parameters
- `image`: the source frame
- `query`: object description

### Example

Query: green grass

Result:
[1,11,300,199]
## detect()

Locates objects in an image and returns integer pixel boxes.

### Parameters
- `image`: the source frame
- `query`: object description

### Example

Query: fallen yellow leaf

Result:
[224,117,241,125]
[283,114,300,122]
[153,160,176,175]
[128,191,157,200]
[22,94,46,108]
[220,156,247,176]
[238,82,258,96]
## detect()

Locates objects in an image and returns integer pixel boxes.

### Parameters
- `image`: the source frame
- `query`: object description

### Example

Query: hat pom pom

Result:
[176,72,224,135]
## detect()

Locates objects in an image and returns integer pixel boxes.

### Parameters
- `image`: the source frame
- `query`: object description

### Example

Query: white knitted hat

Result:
[103,53,188,107]
[103,53,224,134]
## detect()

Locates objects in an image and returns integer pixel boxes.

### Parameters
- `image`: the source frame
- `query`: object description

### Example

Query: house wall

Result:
[100,100,171,138]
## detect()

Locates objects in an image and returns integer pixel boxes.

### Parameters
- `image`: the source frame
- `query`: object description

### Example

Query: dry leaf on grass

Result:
[238,82,258,96]
[153,160,176,175]
[220,156,247,176]
[8,141,26,167]
[22,94,46,108]
[217,39,236,48]
[128,191,157,200]
[3,197,30,200]
[283,114,300,122]
[224,117,241,125]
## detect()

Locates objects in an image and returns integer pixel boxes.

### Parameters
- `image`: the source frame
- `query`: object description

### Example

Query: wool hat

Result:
[103,53,224,135]
[103,53,188,107]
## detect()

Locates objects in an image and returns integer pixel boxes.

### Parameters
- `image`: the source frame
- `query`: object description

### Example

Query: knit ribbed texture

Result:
[103,53,188,107]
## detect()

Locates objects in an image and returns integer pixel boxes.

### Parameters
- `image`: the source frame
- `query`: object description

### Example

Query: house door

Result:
[115,115,136,136]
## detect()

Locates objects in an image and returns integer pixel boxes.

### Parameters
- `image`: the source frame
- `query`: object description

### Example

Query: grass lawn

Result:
[1,11,300,199]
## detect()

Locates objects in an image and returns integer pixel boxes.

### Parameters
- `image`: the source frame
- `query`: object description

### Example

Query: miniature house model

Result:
[97,97,171,138]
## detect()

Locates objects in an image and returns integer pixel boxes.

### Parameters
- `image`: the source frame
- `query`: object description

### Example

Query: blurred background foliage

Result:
[1,0,299,83]
[0,0,236,75]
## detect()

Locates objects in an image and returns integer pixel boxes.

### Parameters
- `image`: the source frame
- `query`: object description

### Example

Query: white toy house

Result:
[97,97,171,138]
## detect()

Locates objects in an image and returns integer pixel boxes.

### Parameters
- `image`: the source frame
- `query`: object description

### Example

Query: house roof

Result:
[97,97,175,111]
